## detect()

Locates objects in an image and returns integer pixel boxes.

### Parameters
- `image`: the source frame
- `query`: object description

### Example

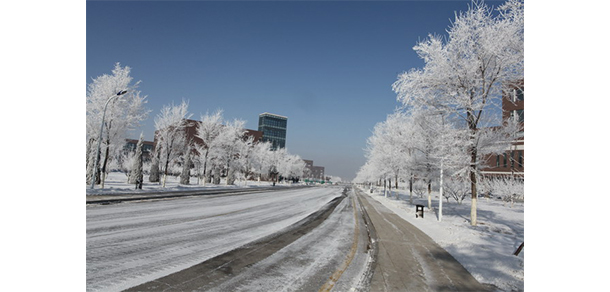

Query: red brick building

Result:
[481,80,524,178]
[303,159,325,181]
[182,119,263,147]
[146,119,263,157]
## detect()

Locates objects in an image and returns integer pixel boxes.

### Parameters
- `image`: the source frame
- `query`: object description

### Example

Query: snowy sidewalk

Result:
[356,189,491,291]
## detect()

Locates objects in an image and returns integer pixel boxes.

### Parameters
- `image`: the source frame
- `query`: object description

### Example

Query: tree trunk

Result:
[409,174,413,204]
[467,108,479,226]
[180,151,191,185]
[162,158,170,188]
[513,242,524,256]
[470,152,478,226]
[149,151,160,183]
[202,151,209,186]
[395,174,399,199]
[86,139,95,185]
[100,142,111,189]
[87,140,101,185]
[427,180,432,210]
[226,169,234,185]
[129,136,144,185]
[213,168,221,184]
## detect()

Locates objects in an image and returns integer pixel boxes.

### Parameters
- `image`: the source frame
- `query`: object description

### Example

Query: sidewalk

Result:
[356,189,491,291]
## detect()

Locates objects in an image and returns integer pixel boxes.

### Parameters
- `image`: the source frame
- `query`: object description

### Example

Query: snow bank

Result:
[86,171,305,195]
[361,187,524,292]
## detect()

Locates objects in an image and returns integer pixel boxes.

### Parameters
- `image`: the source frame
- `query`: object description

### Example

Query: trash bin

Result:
[416,205,424,218]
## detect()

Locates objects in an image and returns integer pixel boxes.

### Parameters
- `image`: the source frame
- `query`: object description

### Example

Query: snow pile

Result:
[86,171,304,195]
[361,187,524,291]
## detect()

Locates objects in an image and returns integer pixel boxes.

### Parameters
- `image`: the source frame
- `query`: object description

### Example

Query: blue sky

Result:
[86,0,490,181]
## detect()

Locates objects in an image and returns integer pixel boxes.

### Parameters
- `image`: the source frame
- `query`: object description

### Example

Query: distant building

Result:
[303,159,325,181]
[303,159,314,177]
[124,139,155,161]
[312,166,325,180]
[258,112,287,150]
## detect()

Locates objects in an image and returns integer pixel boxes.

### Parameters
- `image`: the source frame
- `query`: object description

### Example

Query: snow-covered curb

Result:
[359,186,524,291]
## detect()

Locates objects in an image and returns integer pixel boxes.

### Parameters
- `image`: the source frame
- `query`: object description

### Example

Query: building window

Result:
[518,151,523,168]
[510,109,524,123]
[503,153,508,168]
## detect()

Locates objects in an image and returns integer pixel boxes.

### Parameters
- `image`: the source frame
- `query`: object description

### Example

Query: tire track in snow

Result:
[126,189,348,291]
[87,187,341,292]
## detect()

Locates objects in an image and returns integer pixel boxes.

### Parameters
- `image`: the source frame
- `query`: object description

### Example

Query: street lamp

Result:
[90,90,128,189]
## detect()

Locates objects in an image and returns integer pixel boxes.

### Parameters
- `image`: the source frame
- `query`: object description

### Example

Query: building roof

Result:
[259,112,288,119]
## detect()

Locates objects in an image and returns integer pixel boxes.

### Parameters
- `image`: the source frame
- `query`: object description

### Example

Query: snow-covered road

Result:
[86,186,344,291]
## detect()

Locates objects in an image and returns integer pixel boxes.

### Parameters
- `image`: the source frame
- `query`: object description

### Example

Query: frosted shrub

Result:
[487,176,524,207]
[445,178,469,204]
[413,179,427,198]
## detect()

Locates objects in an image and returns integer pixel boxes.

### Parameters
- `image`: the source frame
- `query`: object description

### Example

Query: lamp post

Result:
[430,110,446,222]
[90,90,128,189]
[438,112,446,221]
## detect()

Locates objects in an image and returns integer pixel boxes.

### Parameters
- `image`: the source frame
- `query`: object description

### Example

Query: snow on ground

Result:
[88,173,522,291]
[87,186,343,291]
[207,193,358,292]
[359,186,524,292]
[86,171,306,195]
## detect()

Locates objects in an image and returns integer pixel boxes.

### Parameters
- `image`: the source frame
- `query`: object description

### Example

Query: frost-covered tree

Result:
[445,178,469,204]
[363,112,413,198]
[211,118,246,185]
[277,152,305,180]
[405,109,469,209]
[251,141,273,182]
[149,148,160,183]
[128,132,145,185]
[483,176,524,207]
[411,112,442,209]
[239,135,256,184]
[154,100,192,187]
[267,148,287,185]
[194,109,224,185]
[116,148,135,179]
[86,139,98,185]
[86,63,150,187]
[391,0,523,225]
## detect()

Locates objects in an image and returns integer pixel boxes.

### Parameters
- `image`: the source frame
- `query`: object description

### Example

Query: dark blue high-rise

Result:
[258,112,287,150]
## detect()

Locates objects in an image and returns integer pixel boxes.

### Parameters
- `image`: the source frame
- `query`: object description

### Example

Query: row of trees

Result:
[86,65,307,189]
[355,0,524,226]
[146,100,306,187]
[393,175,524,208]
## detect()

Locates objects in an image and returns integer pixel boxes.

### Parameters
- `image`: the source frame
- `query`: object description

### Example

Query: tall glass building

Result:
[258,112,287,150]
